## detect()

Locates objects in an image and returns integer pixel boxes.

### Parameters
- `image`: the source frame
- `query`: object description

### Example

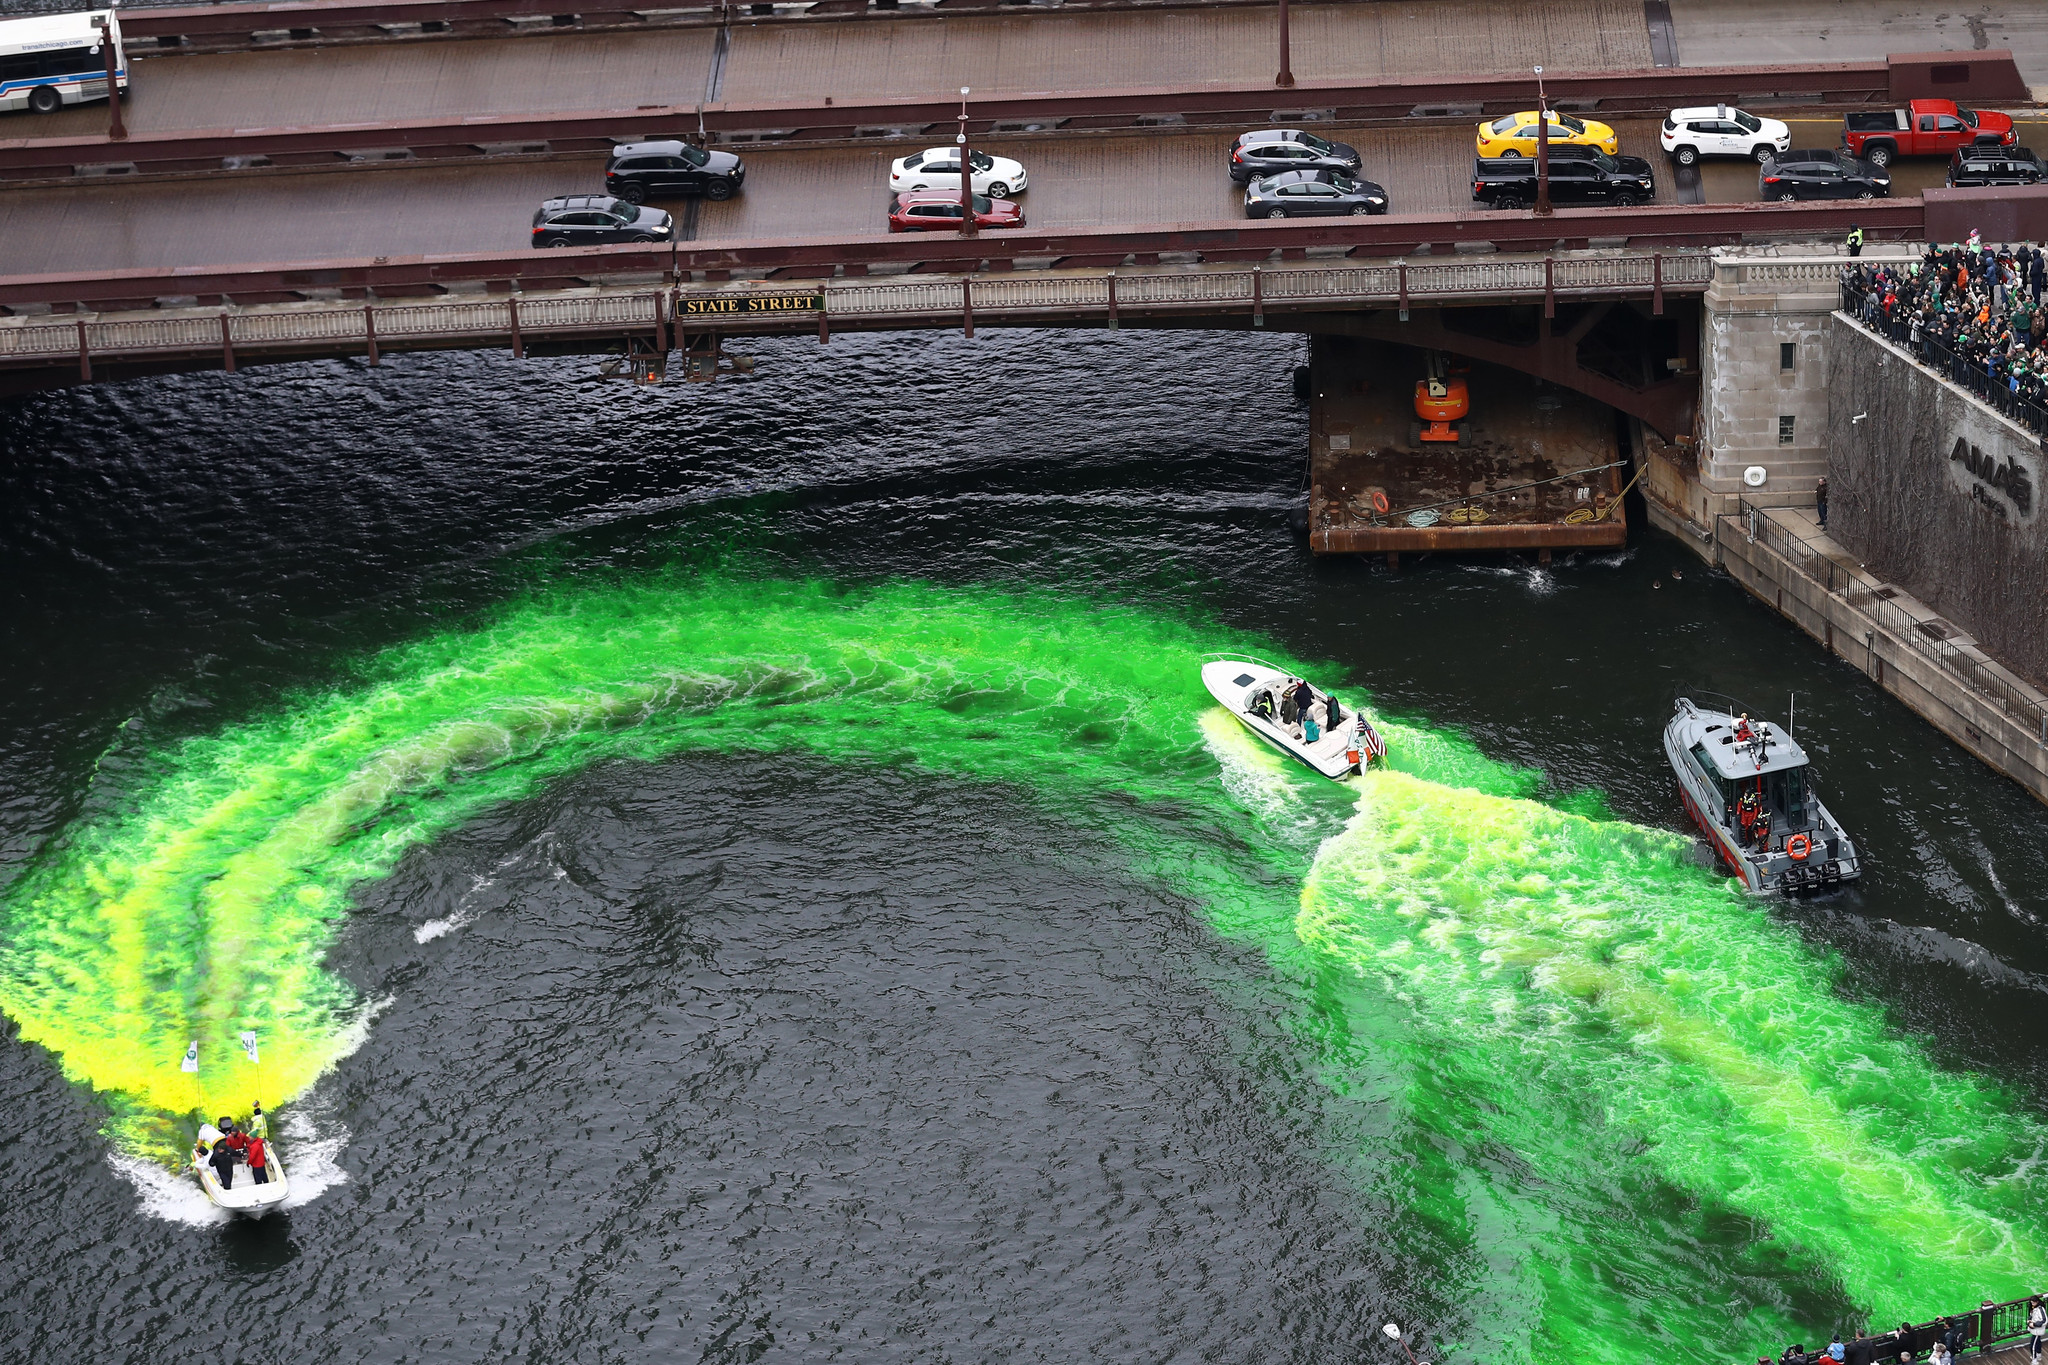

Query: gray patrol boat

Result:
[1662,696,1861,893]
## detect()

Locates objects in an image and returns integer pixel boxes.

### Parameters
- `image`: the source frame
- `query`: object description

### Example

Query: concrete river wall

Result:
[1826,318,2047,690]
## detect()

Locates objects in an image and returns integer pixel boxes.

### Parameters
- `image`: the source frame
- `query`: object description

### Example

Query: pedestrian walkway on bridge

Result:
[25,0,1655,141]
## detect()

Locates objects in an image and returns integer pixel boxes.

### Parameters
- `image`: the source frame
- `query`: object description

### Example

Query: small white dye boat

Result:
[1663,696,1862,894]
[1202,654,1385,780]
[191,1123,289,1217]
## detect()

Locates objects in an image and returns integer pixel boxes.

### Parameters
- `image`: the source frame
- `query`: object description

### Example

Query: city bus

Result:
[0,10,126,116]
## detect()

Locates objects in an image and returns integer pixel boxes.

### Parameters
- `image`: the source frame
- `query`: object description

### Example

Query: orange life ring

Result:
[1786,832,1812,861]
[1371,491,1390,513]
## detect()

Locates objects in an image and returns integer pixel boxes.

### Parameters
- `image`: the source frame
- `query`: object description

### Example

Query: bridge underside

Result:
[1296,300,1701,443]
[1300,334,1635,558]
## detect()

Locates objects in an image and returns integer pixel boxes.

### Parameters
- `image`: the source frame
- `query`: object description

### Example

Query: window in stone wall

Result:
[1778,415,1796,445]
[1780,342,1797,371]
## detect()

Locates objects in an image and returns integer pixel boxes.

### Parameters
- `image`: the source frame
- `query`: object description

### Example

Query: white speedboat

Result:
[1202,654,1385,780]
[1662,696,1862,893]
[191,1124,289,1217]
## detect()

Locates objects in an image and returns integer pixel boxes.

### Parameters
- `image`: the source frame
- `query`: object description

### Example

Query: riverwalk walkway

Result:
[1715,500,2048,806]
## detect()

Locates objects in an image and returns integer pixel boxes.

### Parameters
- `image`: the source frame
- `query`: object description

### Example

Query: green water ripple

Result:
[1,572,2041,1360]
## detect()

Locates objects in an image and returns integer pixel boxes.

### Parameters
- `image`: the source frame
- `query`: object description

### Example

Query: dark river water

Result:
[3,329,2047,1364]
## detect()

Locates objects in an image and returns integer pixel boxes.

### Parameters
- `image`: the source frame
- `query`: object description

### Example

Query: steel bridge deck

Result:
[25,0,1656,141]
[0,116,1913,277]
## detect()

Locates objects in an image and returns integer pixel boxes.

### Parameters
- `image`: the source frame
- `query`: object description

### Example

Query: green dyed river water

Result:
[2,329,2045,1362]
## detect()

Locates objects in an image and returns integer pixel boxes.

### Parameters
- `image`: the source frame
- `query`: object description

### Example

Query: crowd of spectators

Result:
[1840,232,2048,435]
[1757,1295,2047,1365]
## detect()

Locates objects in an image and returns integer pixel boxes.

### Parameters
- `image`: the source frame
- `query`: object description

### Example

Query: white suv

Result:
[1659,106,1792,166]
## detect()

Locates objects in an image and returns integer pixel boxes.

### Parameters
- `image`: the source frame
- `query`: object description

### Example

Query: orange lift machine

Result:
[1410,352,1469,447]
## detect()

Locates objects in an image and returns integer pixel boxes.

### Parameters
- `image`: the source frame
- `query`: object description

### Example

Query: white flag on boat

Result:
[240,1031,259,1064]
[180,1039,199,1073]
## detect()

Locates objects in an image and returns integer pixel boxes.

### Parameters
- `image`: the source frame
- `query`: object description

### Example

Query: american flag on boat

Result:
[1356,717,1388,763]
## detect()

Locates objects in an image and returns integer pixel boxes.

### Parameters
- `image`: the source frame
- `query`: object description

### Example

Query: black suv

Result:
[1759,150,1890,201]
[530,196,674,248]
[1470,151,1656,209]
[604,140,746,203]
[1947,146,2046,187]
[1230,129,1363,183]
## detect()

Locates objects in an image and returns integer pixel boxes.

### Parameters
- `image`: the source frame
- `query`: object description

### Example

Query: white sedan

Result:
[1660,105,1792,166]
[887,147,1028,198]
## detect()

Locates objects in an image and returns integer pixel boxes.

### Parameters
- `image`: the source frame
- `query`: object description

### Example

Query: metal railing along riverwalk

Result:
[1762,1291,2048,1364]
[1736,497,2048,745]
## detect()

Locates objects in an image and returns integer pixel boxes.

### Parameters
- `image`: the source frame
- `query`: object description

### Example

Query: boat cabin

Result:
[1680,717,1814,834]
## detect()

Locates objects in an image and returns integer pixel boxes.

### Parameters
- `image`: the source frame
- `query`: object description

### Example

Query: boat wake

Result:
[7,572,2048,1358]
[106,1152,230,1227]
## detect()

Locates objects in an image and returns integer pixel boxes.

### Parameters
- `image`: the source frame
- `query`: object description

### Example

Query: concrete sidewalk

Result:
[1670,0,2048,89]
[719,0,1651,104]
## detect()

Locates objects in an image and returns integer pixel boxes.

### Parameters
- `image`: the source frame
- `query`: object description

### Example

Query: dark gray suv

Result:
[530,195,674,248]
[605,139,746,203]
[1229,129,1363,183]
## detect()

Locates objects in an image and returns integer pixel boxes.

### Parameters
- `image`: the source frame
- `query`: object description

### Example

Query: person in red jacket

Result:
[246,1132,270,1185]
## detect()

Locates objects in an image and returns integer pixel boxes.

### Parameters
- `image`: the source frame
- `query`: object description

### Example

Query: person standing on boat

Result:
[2027,1296,2044,1359]
[209,1119,243,1189]
[246,1130,270,1186]
[1290,680,1314,723]
[247,1102,268,1140]
[1278,684,1299,728]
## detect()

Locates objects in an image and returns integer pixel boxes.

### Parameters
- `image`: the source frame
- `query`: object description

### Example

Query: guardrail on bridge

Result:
[0,203,1922,317]
[0,250,1715,385]
[117,0,1453,54]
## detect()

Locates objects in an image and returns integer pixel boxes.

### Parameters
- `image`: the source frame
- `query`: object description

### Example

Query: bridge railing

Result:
[826,253,1712,318]
[0,252,1716,366]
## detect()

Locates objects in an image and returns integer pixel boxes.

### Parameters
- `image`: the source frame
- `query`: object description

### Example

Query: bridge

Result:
[0,0,2042,558]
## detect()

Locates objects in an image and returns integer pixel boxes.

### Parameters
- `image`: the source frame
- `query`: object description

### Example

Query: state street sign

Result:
[679,293,823,316]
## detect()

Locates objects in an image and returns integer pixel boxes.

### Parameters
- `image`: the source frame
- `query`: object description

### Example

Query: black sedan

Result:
[1230,128,1363,183]
[1245,169,1388,218]
[1759,150,1891,201]
[530,195,675,247]
[605,139,746,203]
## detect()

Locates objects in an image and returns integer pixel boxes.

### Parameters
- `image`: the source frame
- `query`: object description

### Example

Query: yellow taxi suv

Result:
[1474,111,1619,158]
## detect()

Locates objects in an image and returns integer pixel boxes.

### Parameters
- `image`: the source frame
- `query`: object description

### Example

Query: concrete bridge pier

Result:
[1641,249,1917,540]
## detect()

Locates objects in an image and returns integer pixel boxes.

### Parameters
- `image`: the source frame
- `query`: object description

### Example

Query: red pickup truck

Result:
[1842,99,2017,168]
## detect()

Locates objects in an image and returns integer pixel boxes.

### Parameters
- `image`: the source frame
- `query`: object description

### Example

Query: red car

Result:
[1841,99,2017,168]
[888,191,1025,232]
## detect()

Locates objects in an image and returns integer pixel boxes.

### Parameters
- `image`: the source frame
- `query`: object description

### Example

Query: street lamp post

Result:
[1275,0,1295,88]
[1533,65,1551,217]
[103,2,126,143]
[1382,1323,1422,1365]
[957,86,978,237]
